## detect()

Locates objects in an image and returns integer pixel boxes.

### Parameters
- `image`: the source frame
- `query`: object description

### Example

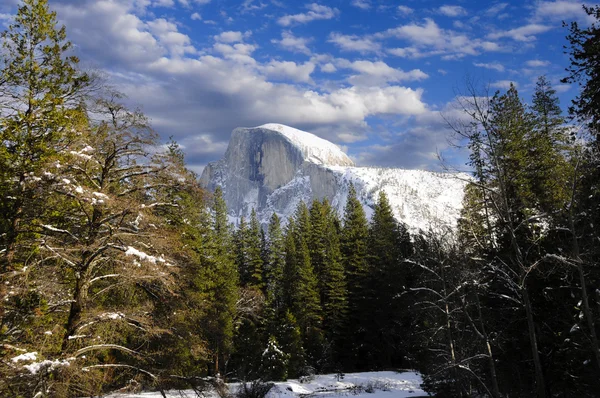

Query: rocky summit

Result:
[200,123,467,233]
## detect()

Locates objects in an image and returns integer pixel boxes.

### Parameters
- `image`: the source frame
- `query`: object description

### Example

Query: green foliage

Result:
[562,5,600,138]
[0,0,91,271]
[260,336,289,381]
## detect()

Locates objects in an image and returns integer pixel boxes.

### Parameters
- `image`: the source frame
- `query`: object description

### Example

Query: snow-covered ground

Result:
[107,371,427,397]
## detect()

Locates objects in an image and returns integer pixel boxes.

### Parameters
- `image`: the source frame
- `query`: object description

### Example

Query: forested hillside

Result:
[2,1,600,397]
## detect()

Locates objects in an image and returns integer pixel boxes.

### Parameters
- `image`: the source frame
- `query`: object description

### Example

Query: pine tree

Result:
[366,191,412,369]
[562,5,600,139]
[260,336,289,381]
[247,208,265,290]
[276,310,306,378]
[309,200,327,300]
[235,216,249,285]
[0,0,91,271]
[319,200,347,352]
[265,213,285,312]
[529,75,572,212]
[340,183,369,370]
[202,186,239,376]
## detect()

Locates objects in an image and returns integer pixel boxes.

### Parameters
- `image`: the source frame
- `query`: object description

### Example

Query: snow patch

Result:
[256,123,354,167]
[125,246,166,264]
[12,352,38,362]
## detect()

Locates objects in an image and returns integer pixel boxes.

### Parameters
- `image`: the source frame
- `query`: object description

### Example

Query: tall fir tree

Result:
[340,183,370,370]
[265,213,286,313]
[319,199,347,366]
[247,209,265,290]
[202,186,239,376]
[0,0,91,271]
[366,191,412,369]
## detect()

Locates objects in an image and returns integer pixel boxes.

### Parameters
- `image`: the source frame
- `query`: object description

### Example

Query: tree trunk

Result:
[568,212,600,372]
[4,174,26,271]
[62,273,90,350]
[522,285,546,398]
[475,292,501,398]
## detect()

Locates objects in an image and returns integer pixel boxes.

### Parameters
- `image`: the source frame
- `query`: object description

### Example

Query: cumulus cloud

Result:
[271,31,312,55]
[278,3,339,26]
[525,59,550,67]
[397,5,413,15]
[214,31,245,43]
[491,80,518,89]
[474,62,505,72]
[351,0,371,10]
[337,59,428,86]
[355,101,471,170]
[438,5,467,17]
[383,18,502,59]
[485,3,509,16]
[328,32,381,53]
[320,63,337,73]
[487,24,552,42]
[190,12,201,20]
[534,1,592,23]
[261,60,315,83]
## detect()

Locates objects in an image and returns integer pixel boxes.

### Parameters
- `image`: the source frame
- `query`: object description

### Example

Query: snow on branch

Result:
[81,364,157,380]
[75,344,142,358]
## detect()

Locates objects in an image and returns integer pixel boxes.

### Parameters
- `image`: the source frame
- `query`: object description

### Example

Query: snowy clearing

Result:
[105,371,427,397]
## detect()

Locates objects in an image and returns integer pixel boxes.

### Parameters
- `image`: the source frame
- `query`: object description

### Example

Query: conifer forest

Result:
[3,1,600,397]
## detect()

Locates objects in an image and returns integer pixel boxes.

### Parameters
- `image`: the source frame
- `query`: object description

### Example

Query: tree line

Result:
[2,1,600,397]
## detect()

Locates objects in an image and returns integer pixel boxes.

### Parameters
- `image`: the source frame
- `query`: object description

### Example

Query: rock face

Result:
[200,124,467,232]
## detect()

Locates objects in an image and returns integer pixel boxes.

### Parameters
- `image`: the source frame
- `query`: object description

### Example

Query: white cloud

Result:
[439,5,468,17]
[321,63,337,73]
[397,5,413,15]
[271,31,312,55]
[487,24,552,42]
[278,3,339,26]
[214,31,244,43]
[328,32,381,53]
[213,42,257,64]
[553,84,571,93]
[534,1,592,23]
[474,62,505,72]
[485,3,509,16]
[525,59,550,67]
[46,0,435,170]
[351,0,371,10]
[383,18,502,59]
[241,0,268,12]
[261,60,315,83]
[339,60,428,86]
[491,80,518,89]
[190,12,201,20]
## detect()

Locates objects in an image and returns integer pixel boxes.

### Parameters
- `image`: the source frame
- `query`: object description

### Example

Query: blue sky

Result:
[1,0,595,173]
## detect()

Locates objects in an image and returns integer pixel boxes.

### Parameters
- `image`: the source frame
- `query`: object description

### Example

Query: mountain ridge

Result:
[200,124,467,233]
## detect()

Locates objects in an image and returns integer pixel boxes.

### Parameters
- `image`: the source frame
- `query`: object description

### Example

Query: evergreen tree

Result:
[247,209,265,290]
[562,5,600,139]
[276,310,306,378]
[201,186,239,376]
[366,191,412,369]
[265,213,285,312]
[308,200,327,300]
[319,200,347,355]
[234,216,249,285]
[529,75,572,212]
[260,336,289,381]
[0,0,91,271]
[340,183,369,370]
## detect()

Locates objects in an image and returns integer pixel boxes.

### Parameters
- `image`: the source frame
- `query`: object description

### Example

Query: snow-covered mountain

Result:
[200,124,468,233]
